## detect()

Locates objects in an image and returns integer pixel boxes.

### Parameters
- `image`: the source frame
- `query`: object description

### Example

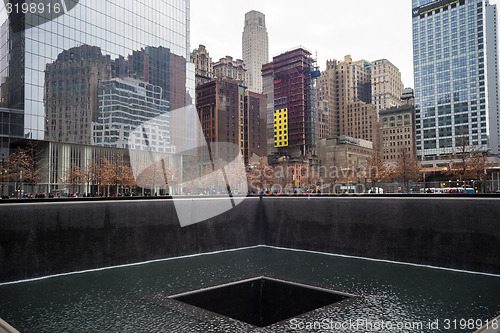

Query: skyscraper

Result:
[195,78,266,164]
[412,0,500,161]
[318,56,379,146]
[0,0,193,150]
[242,10,269,94]
[263,47,317,160]
[371,59,405,114]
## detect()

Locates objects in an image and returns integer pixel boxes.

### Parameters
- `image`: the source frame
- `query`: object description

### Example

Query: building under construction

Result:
[263,47,317,161]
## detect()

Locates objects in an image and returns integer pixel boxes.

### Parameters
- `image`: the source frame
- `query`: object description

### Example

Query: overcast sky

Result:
[191,0,500,88]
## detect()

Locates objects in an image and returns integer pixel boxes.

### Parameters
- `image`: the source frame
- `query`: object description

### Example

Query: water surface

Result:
[0,246,499,332]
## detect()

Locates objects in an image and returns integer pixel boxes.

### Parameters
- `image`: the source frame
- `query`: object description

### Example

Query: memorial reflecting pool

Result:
[0,246,499,332]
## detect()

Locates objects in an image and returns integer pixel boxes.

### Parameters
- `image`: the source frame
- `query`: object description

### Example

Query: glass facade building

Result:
[0,0,195,156]
[412,0,500,160]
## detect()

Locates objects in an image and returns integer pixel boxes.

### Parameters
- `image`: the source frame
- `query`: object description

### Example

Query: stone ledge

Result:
[0,318,20,333]
[475,315,500,333]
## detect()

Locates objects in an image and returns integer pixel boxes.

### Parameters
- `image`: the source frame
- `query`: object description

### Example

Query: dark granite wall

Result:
[0,196,499,282]
[262,197,500,275]
[0,198,261,282]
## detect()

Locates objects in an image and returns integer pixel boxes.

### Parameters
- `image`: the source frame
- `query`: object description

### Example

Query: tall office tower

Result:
[195,78,266,164]
[263,48,317,159]
[412,0,500,160]
[371,59,405,114]
[213,56,247,85]
[242,10,269,93]
[0,0,193,151]
[319,56,379,146]
[190,45,214,87]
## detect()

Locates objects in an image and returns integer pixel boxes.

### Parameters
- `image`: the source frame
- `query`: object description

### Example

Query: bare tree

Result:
[135,159,167,195]
[4,147,33,196]
[104,154,133,195]
[62,162,85,195]
[445,135,490,190]
[365,149,390,191]
[392,149,421,193]
[98,154,139,196]
[85,154,105,196]
[24,140,43,194]
[100,155,116,196]
[2,142,43,196]
[301,164,321,193]
[271,164,292,192]
[118,162,137,194]
[222,161,248,195]
[247,157,274,193]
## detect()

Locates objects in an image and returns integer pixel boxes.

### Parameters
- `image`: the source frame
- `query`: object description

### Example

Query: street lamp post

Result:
[423,171,426,193]
[497,172,500,192]
[19,170,23,199]
[0,155,5,196]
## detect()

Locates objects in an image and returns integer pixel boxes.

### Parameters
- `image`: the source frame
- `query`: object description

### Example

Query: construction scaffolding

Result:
[272,47,316,156]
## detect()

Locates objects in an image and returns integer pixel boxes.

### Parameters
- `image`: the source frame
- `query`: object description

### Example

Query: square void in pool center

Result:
[169,276,353,328]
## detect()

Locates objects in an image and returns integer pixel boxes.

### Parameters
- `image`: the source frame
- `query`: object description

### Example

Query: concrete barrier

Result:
[0,196,499,282]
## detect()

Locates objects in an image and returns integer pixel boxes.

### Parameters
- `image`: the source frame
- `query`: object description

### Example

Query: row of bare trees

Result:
[246,157,322,193]
[246,142,491,194]
[444,139,490,185]
[1,142,42,195]
[62,155,137,196]
[366,140,490,192]
[0,143,138,196]
[366,149,421,193]
[245,153,422,194]
[0,137,492,196]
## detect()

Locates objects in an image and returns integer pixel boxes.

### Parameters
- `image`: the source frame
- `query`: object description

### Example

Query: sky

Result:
[191,0,500,88]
